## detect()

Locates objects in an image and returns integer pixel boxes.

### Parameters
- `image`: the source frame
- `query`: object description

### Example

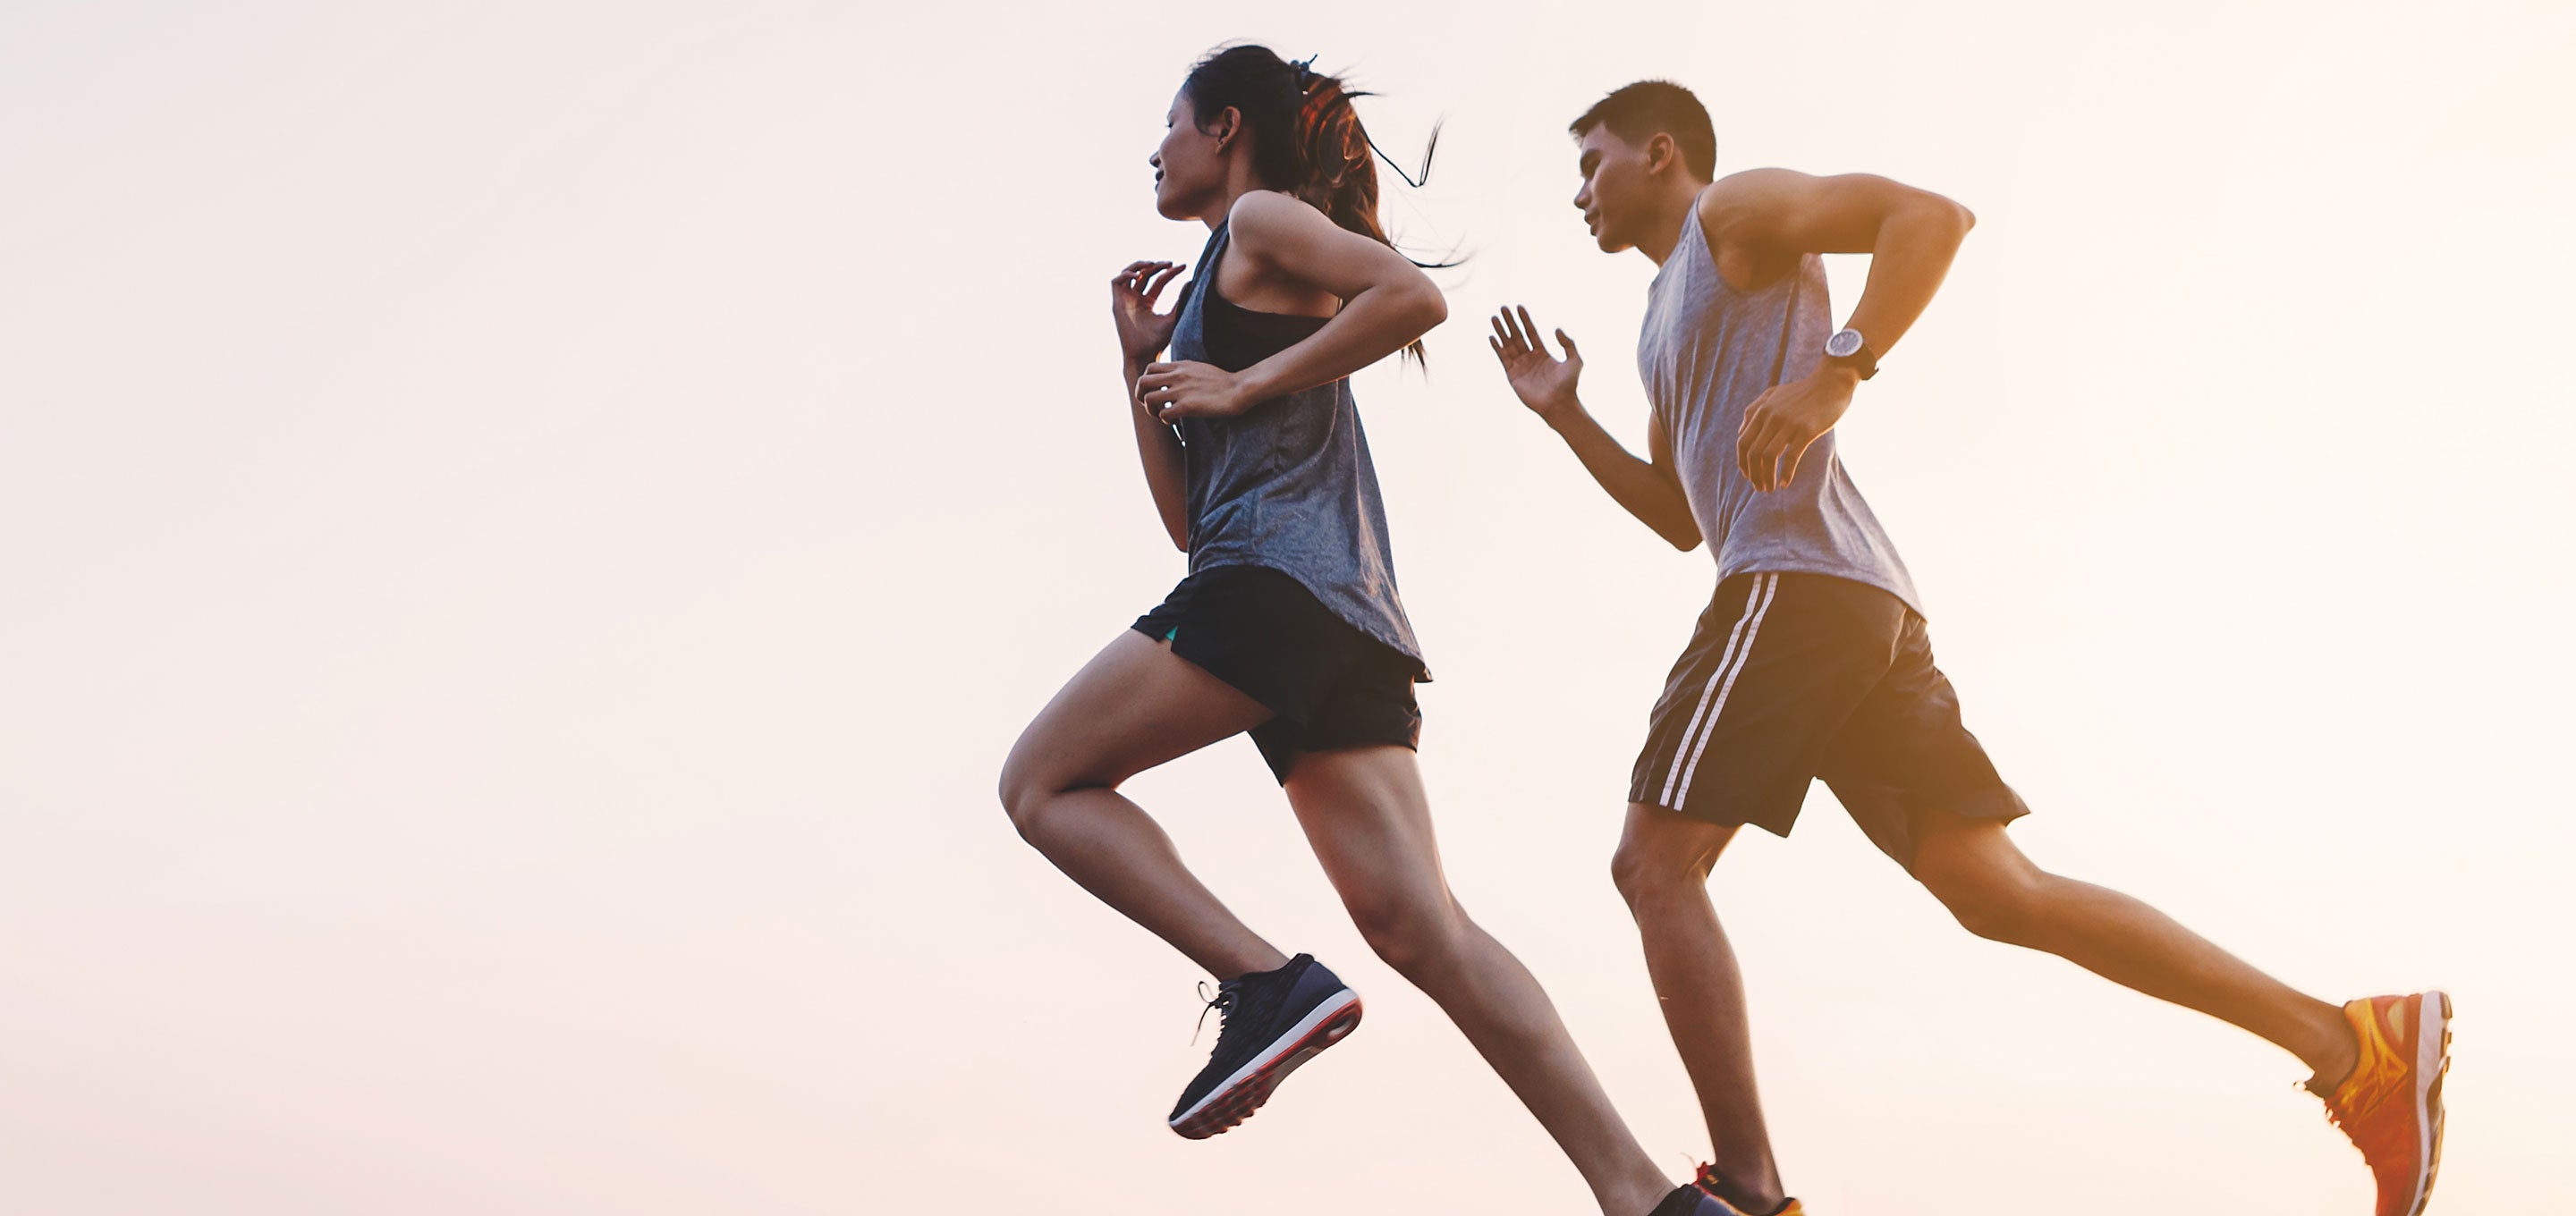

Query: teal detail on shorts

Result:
[1165,626,1181,642]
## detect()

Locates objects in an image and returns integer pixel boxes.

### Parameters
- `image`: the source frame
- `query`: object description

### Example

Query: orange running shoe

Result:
[2313,991,2452,1216]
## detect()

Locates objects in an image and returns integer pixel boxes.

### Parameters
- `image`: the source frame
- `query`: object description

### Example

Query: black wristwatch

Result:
[1825,327,1879,380]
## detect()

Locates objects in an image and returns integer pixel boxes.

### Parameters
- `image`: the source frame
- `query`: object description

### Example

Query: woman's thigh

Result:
[1002,629,1275,799]
[1278,746,1453,916]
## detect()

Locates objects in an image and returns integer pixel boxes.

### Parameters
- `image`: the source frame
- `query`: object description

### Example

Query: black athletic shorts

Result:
[1132,565,1424,784]
[1631,570,2029,868]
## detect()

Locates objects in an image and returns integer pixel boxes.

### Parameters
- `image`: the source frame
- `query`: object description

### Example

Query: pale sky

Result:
[3,2,2572,1213]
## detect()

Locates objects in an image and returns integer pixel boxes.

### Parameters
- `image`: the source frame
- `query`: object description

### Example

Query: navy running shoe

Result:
[1682,1170,1805,1216]
[1166,953,1361,1139]
[1650,1183,1790,1216]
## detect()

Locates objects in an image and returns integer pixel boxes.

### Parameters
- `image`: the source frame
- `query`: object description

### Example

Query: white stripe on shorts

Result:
[1668,572,1780,809]
[1656,573,1777,807]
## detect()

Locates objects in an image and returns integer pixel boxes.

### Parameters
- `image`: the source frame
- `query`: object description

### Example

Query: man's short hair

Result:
[1570,80,1716,181]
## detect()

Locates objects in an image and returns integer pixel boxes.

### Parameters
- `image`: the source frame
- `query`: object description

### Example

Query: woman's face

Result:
[1151,89,1229,221]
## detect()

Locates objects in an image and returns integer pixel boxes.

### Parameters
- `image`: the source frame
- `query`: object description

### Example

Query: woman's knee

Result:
[1347,891,1465,978]
[996,736,1071,839]
[996,761,1039,837]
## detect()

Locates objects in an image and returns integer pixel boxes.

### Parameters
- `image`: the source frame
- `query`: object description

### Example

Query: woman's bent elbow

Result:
[1398,283,1447,336]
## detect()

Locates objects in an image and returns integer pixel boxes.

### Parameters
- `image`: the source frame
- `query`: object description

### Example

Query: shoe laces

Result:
[1191,980,1236,1047]
[2305,1077,2366,1145]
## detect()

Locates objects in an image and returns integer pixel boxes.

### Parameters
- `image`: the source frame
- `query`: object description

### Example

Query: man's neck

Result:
[1636,178,1712,266]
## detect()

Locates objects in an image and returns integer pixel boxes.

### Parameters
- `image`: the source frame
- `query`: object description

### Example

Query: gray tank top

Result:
[1168,221,1426,674]
[1639,200,1923,616]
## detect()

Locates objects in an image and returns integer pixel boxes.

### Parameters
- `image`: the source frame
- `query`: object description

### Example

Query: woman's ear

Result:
[1211,106,1240,153]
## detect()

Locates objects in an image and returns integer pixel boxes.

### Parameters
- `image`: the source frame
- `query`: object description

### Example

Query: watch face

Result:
[1826,327,1865,359]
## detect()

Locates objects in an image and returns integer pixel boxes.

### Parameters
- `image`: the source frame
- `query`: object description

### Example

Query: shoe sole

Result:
[1167,988,1361,1139]
[2407,990,2452,1216]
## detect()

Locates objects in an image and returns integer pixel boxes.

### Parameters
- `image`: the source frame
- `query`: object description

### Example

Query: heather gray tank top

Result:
[1639,200,1922,616]
[1169,221,1426,674]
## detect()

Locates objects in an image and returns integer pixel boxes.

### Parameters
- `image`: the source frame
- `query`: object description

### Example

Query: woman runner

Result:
[998,44,1726,1216]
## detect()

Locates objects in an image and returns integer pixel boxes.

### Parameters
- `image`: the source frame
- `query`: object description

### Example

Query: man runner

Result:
[1486,80,2448,1216]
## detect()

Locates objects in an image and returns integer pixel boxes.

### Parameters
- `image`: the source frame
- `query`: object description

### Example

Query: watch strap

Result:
[1828,346,1878,380]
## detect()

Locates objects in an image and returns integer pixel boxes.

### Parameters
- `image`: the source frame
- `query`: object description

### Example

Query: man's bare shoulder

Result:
[1697,168,1820,238]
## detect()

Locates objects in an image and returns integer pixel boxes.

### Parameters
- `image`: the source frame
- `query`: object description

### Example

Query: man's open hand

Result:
[1489,305,1583,424]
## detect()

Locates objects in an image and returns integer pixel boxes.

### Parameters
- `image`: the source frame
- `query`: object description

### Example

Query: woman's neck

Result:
[1200,160,1276,231]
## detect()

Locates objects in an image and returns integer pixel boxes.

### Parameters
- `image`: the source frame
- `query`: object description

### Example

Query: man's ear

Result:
[1645,131,1677,176]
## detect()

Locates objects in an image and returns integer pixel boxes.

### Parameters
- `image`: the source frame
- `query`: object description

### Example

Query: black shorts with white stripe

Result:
[1629,570,2029,869]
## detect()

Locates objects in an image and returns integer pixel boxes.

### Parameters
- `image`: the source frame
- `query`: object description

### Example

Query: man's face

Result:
[1572,125,1660,253]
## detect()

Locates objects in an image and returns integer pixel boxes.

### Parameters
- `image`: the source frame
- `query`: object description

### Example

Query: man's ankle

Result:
[2301,1004,2360,1094]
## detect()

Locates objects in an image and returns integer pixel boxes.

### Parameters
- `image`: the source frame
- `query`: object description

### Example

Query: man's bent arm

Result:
[1707,171,1975,491]
[1702,168,1975,362]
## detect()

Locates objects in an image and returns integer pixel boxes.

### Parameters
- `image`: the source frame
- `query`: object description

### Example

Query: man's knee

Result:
[1913,825,2045,943]
[1611,808,1728,908]
[1612,840,1690,908]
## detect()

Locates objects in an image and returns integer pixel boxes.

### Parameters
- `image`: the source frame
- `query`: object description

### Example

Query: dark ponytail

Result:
[1182,44,1444,362]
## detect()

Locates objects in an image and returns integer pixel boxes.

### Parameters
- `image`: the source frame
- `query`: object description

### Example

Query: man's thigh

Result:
[1820,613,2029,869]
[1629,573,1905,838]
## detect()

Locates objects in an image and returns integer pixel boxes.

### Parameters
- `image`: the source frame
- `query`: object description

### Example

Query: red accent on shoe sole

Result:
[1174,1001,1363,1139]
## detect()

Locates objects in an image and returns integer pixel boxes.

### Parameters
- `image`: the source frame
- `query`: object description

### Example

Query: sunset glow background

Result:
[3,2,2572,1212]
